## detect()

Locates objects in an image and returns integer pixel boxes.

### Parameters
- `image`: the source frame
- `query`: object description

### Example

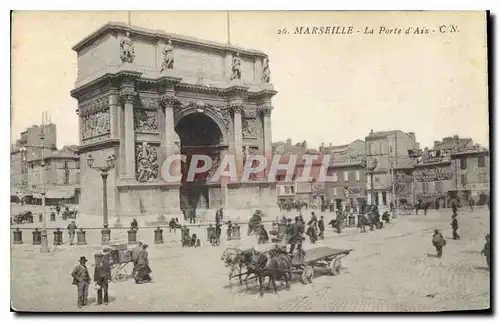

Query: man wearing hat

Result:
[318,216,325,240]
[481,234,491,269]
[71,256,91,308]
[432,229,446,258]
[94,254,111,305]
[451,214,460,240]
[226,220,233,241]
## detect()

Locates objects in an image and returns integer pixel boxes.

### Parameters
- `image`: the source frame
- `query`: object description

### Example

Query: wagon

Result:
[98,243,133,282]
[290,246,352,284]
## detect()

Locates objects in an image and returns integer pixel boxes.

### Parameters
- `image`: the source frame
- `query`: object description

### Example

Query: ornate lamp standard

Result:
[86,154,117,245]
[38,128,50,253]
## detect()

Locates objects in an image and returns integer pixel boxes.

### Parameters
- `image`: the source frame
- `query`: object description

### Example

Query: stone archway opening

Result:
[175,112,224,213]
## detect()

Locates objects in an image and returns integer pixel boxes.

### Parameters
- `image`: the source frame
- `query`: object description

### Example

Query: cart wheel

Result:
[330,258,341,276]
[300,265,314,284]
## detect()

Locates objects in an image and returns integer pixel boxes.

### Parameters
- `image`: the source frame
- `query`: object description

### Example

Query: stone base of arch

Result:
[93,180,278,224]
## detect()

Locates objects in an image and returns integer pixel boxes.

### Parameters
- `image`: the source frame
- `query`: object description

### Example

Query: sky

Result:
[11,11,489,150]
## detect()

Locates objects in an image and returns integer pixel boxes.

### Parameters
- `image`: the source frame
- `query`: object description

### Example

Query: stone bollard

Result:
[50,212,56,222]
[77,228,87,245]
[206,225,215,242]
[154,226,164,244]
[32,228,41,245]
[53,228,63,245]
[128,229,137,245]
[13,228,23,244]
[101,226,111,245]
[233,224,241,240]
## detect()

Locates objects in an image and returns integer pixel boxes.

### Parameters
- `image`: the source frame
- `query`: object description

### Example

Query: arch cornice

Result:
[173,102,231,145]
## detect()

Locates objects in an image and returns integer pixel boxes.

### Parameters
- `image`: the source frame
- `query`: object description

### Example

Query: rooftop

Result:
[73,22,267,57]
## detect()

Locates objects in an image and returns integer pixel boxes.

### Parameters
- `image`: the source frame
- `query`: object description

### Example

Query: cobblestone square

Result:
[11,207,490,312]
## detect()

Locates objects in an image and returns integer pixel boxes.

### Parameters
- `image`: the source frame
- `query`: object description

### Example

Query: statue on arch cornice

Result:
[262,57,271,83]
[230,52,242,80]
[120,31,135,63]
[161,39,174,71]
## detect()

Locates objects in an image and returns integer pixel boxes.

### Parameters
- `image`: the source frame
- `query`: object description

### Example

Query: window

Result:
[331,172,338,182]
[343,171,349,182]
[478,156,485,168]
[382,192,387,206]
[460,158,467,170]
[478,173,486,183]
[285,186,290,194]
[435,181,443,192]
[355,170,360,181]
[290,186,295,194]
[422,182,429,193]
[461,174,467,186]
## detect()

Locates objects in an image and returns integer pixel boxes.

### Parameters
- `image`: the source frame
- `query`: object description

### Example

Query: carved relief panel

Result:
[79,96,111,142]
[243,145,260,181]
[134,109,159,133]
[136,142,159,183]
[241,107,259,139]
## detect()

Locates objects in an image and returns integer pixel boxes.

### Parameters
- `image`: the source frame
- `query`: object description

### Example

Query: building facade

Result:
[71,23,277,218]
[365,130,419,208]
[324,140,367,211]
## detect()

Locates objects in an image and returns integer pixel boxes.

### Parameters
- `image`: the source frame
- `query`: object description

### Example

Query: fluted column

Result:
[109,92,119,139]
[231,104,244,177]
[260,104,273,168]
[119,88,136,181]
[159,94,181,179]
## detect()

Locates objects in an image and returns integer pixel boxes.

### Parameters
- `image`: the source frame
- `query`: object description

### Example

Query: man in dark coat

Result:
[71,256,91,308]
[318,216,325,240]
[289,217,304,255]
[451,214,460,240]
[307,212,318,244]
[452,202,458,215]
[432,229,446,258]
[67,221,78,246]
[481,234,491,269]
[131,241,143,277]
[130,218,139,231]
[94,254,111,305]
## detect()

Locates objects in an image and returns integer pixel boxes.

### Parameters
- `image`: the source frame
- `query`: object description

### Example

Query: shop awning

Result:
[46,188,76,199]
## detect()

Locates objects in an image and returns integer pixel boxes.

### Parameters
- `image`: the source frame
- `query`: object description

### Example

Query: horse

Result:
[247,248,292,296]
[221,248,243,285]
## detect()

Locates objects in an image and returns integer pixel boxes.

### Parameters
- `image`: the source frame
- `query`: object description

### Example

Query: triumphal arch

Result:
[71,23,277,220]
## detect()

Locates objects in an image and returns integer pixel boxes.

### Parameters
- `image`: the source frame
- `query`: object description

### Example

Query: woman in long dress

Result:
[134,244,152,284]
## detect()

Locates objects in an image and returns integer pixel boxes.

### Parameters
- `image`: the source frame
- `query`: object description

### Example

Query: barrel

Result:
[77,228,87,245]
[233,224,241,240]
[128,229,137,245]
[32,228,41,245]
[53,228,63,245]
[154,227,164,244]
[13,228,23,244]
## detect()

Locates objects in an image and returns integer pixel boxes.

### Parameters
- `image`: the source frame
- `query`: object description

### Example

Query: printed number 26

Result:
[277,28,288,35]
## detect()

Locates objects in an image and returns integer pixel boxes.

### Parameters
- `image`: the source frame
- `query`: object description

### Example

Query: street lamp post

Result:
[39,128,50,253]
[86,154,117,245]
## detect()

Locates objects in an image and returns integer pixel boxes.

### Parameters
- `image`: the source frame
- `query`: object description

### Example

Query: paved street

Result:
[11,207,490,312]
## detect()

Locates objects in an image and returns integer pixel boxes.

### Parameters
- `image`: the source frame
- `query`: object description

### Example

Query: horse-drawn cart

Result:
[290,246,352,284]
[97,243,133,282]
